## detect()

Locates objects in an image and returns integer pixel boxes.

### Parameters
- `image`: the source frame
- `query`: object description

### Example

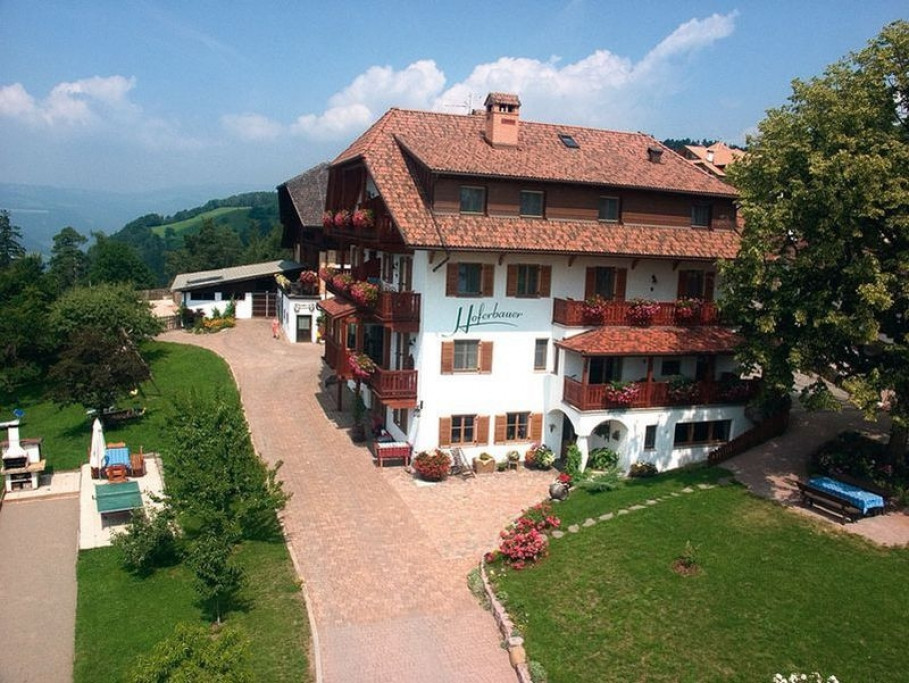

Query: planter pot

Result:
[549,482,570,501]
[474,457,496,474]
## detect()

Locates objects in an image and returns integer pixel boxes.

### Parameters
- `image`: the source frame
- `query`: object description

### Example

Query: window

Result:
[516,265,539,296]
[644,425,657,450]
[453,340,479,371]
[594,267,615,298]
[520,191,544,217]
[393,408,408,434]
[598,196,619,222]
[451,415,476,444]
[460,186,486,214]
[660,359,681,377]
[585,266,627,301]
[588,356,622,384]
[534,339,548,371]
[673,420,731,447]
[677,269,715,302]
[692,204,712,227]
[505,412,530,441]
[507,264,550,298]
[346,322,358,350]
[458,263,482,295]
[558,133,579,148]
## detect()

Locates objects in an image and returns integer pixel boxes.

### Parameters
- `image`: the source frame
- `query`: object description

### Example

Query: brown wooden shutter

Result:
[529,413,543,442]
[475,415,490,445]
[402,256,413,292]
[494,415,507,444]
[441,341,454,374]
[704,272,715,302]
[438,417,452,447]
[446,262,459,296]
[506,265,518,297]
[584,267,596,299]
[479,341,493,373]
[677,270,688,298]
[539,265,552,297]
[614,268,627,301]
[481,264,495,296]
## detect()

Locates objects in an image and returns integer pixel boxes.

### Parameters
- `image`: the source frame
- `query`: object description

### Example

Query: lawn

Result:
[150,206,250,237]
[74,539,311,682]
[492,468,909,682]
[6,340,238,471]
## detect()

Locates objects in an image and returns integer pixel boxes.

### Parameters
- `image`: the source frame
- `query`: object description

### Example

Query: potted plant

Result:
[549,472,572,500]
[412,449,451,481]
[298,270,319,294]
[582,295,610,324]
[524,444,555,470]
[473,452,496,474]
[349,281,379,307]
[627,298,660,326]
[506,450,521,470]
[667,375,699,403]
[603,381,640,407]
[352,208,374,229]
[333,209,351,228]
[322,210,334,228]
[674,297,702,323]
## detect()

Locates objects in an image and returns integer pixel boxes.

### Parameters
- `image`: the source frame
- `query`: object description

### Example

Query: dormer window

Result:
[460,186,486,214]
[691,203,712,228]
[598,196,619,222]
[520,190,544,217]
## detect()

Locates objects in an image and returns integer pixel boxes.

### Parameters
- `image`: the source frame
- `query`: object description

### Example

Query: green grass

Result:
[151,207,250,237]
[7,341,238,471]
[493,469,909,682]
[74,539,311,683]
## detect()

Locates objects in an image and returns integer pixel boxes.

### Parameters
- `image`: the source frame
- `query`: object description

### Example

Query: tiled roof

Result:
[170,259,302,292]
[331,104,740,257]
[684,142,745,169]
[555,326,742,356]
[316,298,357,318]
[278,162,329,226]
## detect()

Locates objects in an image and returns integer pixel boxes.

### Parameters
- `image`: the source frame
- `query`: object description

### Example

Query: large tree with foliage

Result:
[0,254,54,395]
[722,21,909,461]
[87,233,157,289]
[0,210,26,268]
[48,226,89,292]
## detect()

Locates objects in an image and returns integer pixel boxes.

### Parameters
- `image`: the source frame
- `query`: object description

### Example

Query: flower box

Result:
[627,298,660,326]
[474,454,496,474]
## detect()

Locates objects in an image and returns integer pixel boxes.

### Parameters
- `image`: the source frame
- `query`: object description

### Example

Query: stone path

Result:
[0,495,79,683]
[162,321,554,682]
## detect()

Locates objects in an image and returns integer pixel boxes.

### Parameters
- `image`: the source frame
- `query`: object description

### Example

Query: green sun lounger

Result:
[95,481,143,515]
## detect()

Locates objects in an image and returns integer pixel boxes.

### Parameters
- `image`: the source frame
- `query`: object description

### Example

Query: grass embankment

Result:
[493,468,909,682]
[9,341,236,471]
[150,207,250,238]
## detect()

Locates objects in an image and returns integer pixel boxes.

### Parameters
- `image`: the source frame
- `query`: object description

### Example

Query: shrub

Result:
[524,444,554,470]
[564,442,582,479]
[587,446,618,470]
[629,461,658,478]
[494,501,561,570]
[577,470,624,493]
[131,622,252,683]
[112,506,179,575]
[412,449,451,481]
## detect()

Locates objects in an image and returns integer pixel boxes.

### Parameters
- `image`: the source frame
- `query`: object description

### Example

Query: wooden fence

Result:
[707,410,791,465]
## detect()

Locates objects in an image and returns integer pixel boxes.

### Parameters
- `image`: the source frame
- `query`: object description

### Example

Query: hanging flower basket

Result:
[348,353,377,380]
[349,280,379,307]
[627,298,660,326]
[352,208,374,229]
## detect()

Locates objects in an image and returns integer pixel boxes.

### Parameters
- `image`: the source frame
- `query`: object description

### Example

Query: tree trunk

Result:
[886,421,908,465]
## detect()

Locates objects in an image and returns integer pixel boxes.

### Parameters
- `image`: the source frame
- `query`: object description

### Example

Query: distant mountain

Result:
[0,182,263,254]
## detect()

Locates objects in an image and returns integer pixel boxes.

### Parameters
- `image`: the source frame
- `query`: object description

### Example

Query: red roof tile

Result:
[316,298,357,318]
[556,326,742,356]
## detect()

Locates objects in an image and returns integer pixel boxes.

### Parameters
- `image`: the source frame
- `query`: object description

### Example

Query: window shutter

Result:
[438,417,452,447]
[476,415,490,445]
[494,415,507,444]
[506,265,518,297]
[481,264,495,296]
[677,270,688,299]
[704,272,715,302]
[530,413,543,442]
[402,256,413,292]
[446,262,459,297]
[441,341,454,374]
[539,265,552,297]
[479,341,493,373]
[584,267,596,299]
[614,268,627,301]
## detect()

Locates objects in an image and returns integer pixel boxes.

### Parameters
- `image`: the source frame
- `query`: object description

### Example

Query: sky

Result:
[0,1,905,194]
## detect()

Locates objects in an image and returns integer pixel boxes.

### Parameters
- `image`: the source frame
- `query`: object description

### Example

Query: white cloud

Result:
[0,75,137,126]
[0,83,37,118]
[274,11,738,141]
[221,113,284,141]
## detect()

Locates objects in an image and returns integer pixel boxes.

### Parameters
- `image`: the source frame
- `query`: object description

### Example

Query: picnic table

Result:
[95,481,143,516]
[807,476,885,515]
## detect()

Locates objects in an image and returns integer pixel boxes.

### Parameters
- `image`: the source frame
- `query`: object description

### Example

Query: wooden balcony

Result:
[562,377,759,411]
[366,367,418,408]
[323,199,402,246]
[552,298,719,327]
[323,338,350,376]
[322,282,420,331]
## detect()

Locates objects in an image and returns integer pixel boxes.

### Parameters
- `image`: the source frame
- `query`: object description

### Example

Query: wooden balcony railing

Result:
[366,367,418,404]
[562,377,759,411]
[323,280,420,329]
[323,199,401,245]
[323,338,350,375]
[552,298,719,327]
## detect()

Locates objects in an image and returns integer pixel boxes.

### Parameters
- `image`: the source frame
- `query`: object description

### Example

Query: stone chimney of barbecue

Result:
[484,93,521,148]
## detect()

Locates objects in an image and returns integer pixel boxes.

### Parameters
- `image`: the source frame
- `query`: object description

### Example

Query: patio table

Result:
[104,447,130,468]
[95,481,142,515]
[808,476,885,515]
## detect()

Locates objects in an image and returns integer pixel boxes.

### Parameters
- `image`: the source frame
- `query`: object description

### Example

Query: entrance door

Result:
[296,315,312,342]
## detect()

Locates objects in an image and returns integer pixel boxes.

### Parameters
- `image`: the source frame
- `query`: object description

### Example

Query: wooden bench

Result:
[795,480,862,524]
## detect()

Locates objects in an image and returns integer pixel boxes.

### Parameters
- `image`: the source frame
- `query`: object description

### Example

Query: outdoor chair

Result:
[106,464,128,483]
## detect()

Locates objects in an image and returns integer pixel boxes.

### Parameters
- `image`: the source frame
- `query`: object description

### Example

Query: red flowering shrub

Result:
[492,501,561,570]
[412,449,451,481]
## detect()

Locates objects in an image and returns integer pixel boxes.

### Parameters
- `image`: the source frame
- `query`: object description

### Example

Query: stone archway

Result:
[585,418,630,471]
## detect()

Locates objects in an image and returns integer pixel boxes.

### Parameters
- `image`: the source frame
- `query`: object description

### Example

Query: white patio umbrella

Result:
[89,418,105,474]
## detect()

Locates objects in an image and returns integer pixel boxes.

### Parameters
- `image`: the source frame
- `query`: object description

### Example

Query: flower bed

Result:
[412,449,451,481]
[485,501,561,570]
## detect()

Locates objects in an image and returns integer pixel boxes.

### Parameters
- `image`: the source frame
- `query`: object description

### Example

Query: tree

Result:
[722,21,909,461]
[49,282,162,344]
[0,210,26,268]
[165,218,244,281]
[185,526,247,625]
[48,226,89,291]
[0,254,54,395]
[87,233,157,288]
[131,622,251,682]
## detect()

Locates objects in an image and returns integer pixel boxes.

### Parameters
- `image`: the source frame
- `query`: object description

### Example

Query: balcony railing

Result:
[562,377,758,411]
[552,299,719,327]
[323,199,401,244]
[323,338,350,375]
[366,367,418,405]
[323,279,420,329]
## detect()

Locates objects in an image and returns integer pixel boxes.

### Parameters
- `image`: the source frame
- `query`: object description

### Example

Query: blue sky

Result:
[0,1,905,193]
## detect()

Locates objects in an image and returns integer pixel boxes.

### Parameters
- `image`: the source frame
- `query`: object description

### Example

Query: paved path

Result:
[0,495,79,683]
[162,321,554,682]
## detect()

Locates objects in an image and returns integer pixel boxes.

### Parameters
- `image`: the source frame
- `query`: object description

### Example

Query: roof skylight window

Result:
[558,133,579,149]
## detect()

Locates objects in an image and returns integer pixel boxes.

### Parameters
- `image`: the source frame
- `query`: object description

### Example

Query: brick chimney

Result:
[484,93,521,148]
